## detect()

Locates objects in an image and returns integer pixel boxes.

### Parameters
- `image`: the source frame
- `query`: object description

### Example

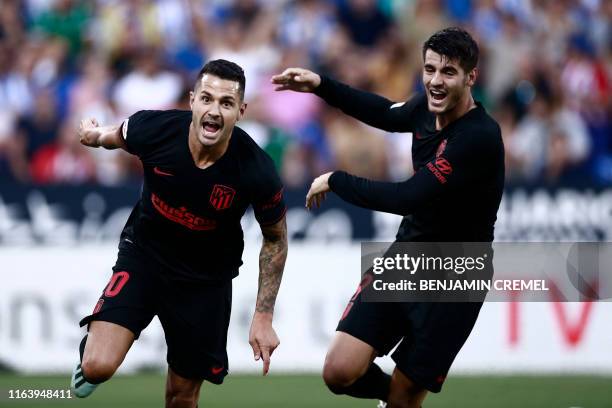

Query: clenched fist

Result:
[78,118,100,147]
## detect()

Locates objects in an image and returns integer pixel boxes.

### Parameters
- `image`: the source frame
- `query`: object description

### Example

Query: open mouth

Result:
[429,88,447,102]
[202,120,221,134]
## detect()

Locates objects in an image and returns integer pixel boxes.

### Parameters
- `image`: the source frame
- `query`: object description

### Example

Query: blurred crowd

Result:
[0,0,609,188]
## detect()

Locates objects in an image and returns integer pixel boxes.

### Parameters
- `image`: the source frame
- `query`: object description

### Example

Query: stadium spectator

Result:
[30,118,97,184]
[323,109,388,180]
[207,14,280,101]
[0,0,608,188]
[472,0,503,41]
[276,0,338,61]
[561,34,609,112]
[482,12,532,104]
[94,0,163,62]
[532,0,577,65]
[336,0,392,48]
[68,53,114,122]
[0,0,27,50]
[68,53,135,185]
[400,0,451,59]
[508,90,591,183]
[155,0,204,76]
[112,48,183,118]
[31,0,90,58]
[0,41,34,117]
[0,112,23,182]
[367,29,415,102]
[9,89,61,182]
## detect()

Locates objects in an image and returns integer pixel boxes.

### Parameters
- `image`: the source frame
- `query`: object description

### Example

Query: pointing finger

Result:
[261,346,271,375]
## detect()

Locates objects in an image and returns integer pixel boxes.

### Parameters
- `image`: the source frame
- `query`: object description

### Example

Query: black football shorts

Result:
[336,271,484,393]
[79,242,232,384]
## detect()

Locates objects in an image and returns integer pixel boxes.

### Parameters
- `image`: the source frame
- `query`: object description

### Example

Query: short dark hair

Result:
[422,27,479,72]
[195,59,246,100]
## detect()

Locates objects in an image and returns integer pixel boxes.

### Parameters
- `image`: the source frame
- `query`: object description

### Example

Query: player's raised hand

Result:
[78,118,101,147]
[306,172,333,210]
[249,312,280,376]
[271,68,321,93]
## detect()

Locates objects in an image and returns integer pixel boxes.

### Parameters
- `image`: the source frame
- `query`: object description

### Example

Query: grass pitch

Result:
[0,373,610,407]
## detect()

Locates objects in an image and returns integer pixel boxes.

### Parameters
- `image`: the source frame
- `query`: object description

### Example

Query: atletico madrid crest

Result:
[210,184,235,210]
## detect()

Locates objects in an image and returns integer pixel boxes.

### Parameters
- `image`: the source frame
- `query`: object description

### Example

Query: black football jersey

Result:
[315,77,504,242]
[119,110,286,281]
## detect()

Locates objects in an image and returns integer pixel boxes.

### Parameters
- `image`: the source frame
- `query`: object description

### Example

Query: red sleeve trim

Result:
[256,205,287,226]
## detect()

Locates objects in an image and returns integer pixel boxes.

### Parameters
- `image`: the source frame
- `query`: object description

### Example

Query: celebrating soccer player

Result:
[272,27,504,408]
[72,60,288,408]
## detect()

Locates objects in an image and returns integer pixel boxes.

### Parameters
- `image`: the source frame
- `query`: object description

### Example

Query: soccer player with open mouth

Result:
[272,27,504,408]
[73,59,288,407]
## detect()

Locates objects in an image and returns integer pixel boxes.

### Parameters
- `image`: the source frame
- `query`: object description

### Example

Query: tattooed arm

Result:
[256,216,288,312]
[249,216,288,375]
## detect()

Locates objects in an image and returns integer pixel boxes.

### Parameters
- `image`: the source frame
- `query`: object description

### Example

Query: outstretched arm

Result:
[305,167,452,215]
[78,118,126,150]
[306,132,493,214]
[326,170,440,215]
[271,67,417,132]
[271,67,321,93]
[249,216,288,375]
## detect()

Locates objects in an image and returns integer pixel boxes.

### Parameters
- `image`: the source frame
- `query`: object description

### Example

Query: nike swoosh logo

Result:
[211,366,224,375]
[154,167,174,176]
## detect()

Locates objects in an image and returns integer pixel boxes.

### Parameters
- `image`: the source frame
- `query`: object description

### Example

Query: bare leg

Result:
[81,321,134,383]
[387,367,428,408]
[165,367,203,408]
[322,332,390,400]
[323,332,377,387]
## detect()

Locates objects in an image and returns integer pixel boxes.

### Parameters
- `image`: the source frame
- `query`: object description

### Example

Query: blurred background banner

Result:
[2,244,612,375]
[0,0,610,377]
[0,183,611,244]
